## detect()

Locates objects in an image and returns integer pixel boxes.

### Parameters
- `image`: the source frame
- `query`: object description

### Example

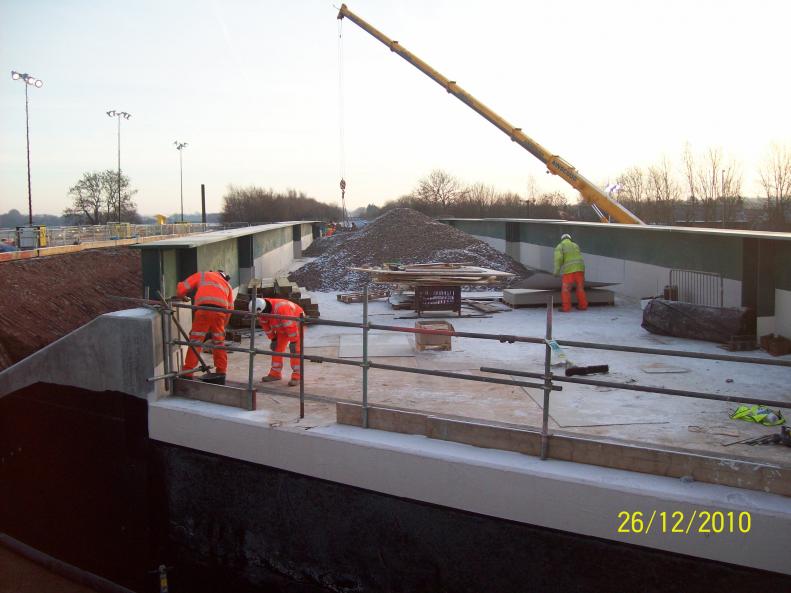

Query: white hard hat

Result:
[217,269,231,282]
[249,297,265,313]
[561,233,571,241]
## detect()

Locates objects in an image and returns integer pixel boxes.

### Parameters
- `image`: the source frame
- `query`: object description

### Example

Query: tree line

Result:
[614,143,791,229]
[352,142,791,231]
[354,169,572,221]
[221,186,342,223]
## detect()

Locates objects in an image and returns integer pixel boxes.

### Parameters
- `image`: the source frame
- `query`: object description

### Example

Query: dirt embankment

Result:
[291,208,531,291]
[0,248,142,370]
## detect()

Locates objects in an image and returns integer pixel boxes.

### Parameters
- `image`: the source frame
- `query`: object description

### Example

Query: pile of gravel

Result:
[290,208,531,291]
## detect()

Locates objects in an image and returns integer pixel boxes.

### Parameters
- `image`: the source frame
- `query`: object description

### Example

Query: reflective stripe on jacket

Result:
[257,298,305,340]
[177,271,233,309]
[554,238,585,275]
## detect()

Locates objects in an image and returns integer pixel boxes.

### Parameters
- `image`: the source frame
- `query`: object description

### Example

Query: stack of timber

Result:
[228,277,320,331]
[350,262,515,286]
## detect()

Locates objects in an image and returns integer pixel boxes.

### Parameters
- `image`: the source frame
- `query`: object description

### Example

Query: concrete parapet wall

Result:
[0,308,173,401]
[149,397,791,577]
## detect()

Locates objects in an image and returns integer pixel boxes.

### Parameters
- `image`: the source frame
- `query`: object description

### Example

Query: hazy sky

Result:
[2,0,790,217]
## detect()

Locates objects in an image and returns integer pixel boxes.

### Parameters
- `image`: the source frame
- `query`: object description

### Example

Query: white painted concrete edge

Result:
[150,398,791,576]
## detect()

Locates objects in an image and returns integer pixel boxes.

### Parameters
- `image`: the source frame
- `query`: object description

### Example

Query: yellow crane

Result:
[337,4,644,225]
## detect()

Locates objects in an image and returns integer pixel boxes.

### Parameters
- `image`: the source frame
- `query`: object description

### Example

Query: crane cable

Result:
[337,18,349,226]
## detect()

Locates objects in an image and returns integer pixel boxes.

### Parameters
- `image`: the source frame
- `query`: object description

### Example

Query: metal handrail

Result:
[143,288,791,462]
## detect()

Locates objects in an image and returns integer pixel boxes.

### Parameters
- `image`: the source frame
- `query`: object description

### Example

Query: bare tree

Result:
[63,170,138,225]
[414,169,464,211]
[758,142,791,229]
[457,182,496,217]
[681,146,743,225]
[64,172,104,225]
[616,166,648,219]
[647,156,681,224]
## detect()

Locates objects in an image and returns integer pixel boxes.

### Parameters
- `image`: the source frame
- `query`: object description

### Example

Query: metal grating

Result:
[669,269,724,308]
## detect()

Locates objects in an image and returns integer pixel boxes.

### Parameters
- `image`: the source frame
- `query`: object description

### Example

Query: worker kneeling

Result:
[554,233,588,313]
[176,270,233,381]
[250,297,304,387]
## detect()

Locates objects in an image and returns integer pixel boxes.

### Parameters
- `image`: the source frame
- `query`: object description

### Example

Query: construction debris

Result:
[337,289,390,303]
[351,262,515,285]
[289,208,530,291]
[642,299,755,344]
[760,333,791,357]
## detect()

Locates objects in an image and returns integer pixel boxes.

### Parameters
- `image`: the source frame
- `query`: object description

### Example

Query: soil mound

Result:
[290,208,530,291]
[0,248,141,370]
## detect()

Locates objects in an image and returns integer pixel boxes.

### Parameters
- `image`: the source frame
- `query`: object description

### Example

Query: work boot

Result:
[287,378,299,387]
[261,375,281,383]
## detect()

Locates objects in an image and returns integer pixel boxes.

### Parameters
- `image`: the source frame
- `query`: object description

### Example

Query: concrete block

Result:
[336,402,428,435]
[503,288,614,307]
[173,379,255,410]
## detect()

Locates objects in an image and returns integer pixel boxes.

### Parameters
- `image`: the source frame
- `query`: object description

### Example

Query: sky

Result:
[1,0,790,218]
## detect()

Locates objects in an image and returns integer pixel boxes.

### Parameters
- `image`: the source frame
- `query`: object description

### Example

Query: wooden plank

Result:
[173,378,256,410]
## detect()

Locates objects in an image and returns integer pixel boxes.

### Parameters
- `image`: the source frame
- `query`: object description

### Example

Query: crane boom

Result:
[337,4,644,225]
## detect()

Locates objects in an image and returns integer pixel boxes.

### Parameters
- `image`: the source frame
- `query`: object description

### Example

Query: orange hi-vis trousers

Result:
[267,332,301,380]
[184,308,229,375]
[561,271,589,312]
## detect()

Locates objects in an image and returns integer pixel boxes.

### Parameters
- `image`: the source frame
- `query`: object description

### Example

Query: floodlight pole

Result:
[174,141,188,222]
[11,70,42,225]
[106,110,131,223]
[24,82,32,225]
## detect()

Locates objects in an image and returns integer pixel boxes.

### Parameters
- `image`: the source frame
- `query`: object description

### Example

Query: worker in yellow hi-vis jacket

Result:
[554,234,588,312]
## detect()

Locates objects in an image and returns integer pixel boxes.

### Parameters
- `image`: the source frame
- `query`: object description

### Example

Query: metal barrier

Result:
[0,223,218,248]
[138,285,791,461]
[669,269,724,307]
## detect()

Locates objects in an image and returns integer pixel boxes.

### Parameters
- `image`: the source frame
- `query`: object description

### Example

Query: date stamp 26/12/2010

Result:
[617,511,751,535]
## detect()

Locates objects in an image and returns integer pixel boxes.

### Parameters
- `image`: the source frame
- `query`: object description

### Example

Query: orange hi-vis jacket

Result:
[257,298,304,341]
[177,271,233,310]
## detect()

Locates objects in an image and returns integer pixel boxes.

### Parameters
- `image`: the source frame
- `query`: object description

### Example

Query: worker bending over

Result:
[554,233,588,312]
[176,270,233,380]
[249,297,304,387]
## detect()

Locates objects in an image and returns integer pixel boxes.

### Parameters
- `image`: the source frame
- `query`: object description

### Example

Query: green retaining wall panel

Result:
[451,220,505,241]
[253,227,290,260]
[519,223,743,280]
[163,249,178,298]
[776,242,791,291]
[196,239,239,288]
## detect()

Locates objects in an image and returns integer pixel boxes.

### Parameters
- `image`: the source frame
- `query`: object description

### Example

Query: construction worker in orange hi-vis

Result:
[249,297,304,387]
[554,233,588,313]
[175,270,233,382]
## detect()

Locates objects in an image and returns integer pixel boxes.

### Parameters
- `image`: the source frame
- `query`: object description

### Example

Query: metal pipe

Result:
[247,290,257,396]
[169,338,558,390]
[367,361,559,391]
[362,284,370,428]
[158,293,210,372]
[161,308,174,392]
[148,367,202,383]
[481,367,789,408]
[299,314,305,419]
[552,338,791,367]
[540,298,552,460]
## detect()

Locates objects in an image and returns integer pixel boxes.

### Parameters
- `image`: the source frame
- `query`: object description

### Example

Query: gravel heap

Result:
[290,208,531,291]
